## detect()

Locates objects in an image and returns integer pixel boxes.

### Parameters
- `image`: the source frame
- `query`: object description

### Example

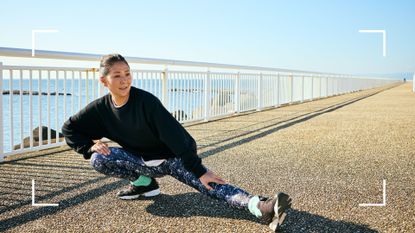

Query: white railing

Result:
[413,74,415,92]
[0,47,399,161]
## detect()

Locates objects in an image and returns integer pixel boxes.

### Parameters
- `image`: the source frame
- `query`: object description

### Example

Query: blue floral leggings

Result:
[90,147,253,209]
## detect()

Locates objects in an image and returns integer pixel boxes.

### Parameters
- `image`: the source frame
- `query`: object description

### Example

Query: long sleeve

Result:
[61,103,105,159]
[148,98,207,178]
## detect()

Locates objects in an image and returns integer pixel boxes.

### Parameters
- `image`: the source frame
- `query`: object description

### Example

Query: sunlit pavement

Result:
[1,83,414,232]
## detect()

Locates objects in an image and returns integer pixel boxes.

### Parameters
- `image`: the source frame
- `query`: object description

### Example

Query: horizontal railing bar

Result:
[168,71,211,75]
[2,65,96,71]
[0,65,392,81]
[0,47,366,76]
[3,66,166,75]
[3,142,67,157]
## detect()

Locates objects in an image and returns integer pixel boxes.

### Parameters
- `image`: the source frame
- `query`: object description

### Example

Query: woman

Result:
[62,54,291,232]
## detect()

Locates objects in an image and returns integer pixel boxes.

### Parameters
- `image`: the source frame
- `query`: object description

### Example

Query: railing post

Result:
[326,76,329,97]
[290,73,294,103]
[257,73,262,111]
[319,74,322,98]
[276,73,280,106]
[47,71,51,144]
[85,70,89,104]
[346,75,349,93]
[338,75,341,94]
[310,75,314,101]
[161,68,169,108]
[91,69,96,99]
[235,72,240,113]
[334,75,340,95]
[0,62,3,162]
[301,75,304,102]
[335,76,338,95]
[204,70,211,121]
[97,68,106,97]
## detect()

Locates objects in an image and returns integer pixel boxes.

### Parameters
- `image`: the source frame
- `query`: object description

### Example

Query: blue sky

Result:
[0,0,414,78]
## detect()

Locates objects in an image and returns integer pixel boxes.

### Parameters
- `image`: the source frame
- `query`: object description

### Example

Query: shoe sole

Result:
[269,192,292,232]
[118,188,161,200]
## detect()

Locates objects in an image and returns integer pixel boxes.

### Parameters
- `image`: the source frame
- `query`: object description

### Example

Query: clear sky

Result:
[0,0,414,78]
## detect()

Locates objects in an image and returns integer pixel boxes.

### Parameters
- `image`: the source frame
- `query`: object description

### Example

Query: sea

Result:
[1,78,243,153]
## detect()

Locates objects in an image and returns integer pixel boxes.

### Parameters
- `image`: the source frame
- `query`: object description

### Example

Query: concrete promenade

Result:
[1,83,414,232]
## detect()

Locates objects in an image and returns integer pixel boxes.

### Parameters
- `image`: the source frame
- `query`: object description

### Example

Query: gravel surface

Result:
[1,83,414,233]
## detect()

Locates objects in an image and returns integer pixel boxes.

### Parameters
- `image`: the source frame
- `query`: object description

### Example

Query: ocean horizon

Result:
[1,77,254,153]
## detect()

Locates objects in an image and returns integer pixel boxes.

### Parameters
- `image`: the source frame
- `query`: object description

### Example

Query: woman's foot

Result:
[116,177,160,200]
[257,192,292,232]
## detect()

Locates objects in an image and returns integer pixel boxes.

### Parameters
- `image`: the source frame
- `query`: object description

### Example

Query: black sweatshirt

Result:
[61,87,207,178]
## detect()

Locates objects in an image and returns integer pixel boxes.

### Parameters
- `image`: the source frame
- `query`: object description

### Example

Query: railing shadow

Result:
[196,84,399,154]
[145,193,378,233]
[0,175,111,214]
[0,179,127,232]
[282,209,379,233]
[147,193,257,221]
[198,86,392,159]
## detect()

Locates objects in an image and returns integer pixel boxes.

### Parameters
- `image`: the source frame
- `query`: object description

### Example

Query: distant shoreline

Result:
[2,90,71,95]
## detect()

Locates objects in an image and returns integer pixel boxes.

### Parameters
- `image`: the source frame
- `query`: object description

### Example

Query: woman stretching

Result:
[62,54,292,232]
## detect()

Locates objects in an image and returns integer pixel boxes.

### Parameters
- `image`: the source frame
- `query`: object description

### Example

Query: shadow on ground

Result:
[146,193,257,221]
[0,179,126,232]
[146,193,378,233]
[282,209,378,233]
[1,86,397,232]
[198,86,392,159]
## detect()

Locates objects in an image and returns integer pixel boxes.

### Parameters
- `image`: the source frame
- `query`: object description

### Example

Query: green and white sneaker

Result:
[116,177,160,200]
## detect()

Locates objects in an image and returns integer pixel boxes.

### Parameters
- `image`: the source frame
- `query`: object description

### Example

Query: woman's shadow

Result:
[145,193,378,233]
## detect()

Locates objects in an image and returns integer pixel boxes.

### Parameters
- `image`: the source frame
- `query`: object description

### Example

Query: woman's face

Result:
[101,62,132,99]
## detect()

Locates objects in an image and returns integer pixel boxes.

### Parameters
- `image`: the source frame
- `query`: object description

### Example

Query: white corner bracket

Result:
[359,29,386,57]
[32,179,59,207]
[359,179,387,207]
[31,29,59,57]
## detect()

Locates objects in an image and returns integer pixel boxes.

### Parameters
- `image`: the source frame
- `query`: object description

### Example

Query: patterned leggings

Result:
[90,147,253,209]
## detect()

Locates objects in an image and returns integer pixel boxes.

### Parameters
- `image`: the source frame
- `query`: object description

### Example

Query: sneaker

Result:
[116,177,160,200]
[257,192,292,232]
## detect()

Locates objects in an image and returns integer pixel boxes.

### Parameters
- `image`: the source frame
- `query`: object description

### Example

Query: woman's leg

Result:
[161,157,253,210]
[90,147,166,181]
[91,147,251,208]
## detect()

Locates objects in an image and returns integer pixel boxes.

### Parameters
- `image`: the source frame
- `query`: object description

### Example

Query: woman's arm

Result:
[62,104,105,159]
[148,98,207,178]
[148,99,227,189]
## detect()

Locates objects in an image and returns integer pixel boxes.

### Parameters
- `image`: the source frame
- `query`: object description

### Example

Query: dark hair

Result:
[99,54,130,77]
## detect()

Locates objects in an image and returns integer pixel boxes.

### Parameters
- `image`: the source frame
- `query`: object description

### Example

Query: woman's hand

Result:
[199,170,226,191]
[90,140,111,156]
